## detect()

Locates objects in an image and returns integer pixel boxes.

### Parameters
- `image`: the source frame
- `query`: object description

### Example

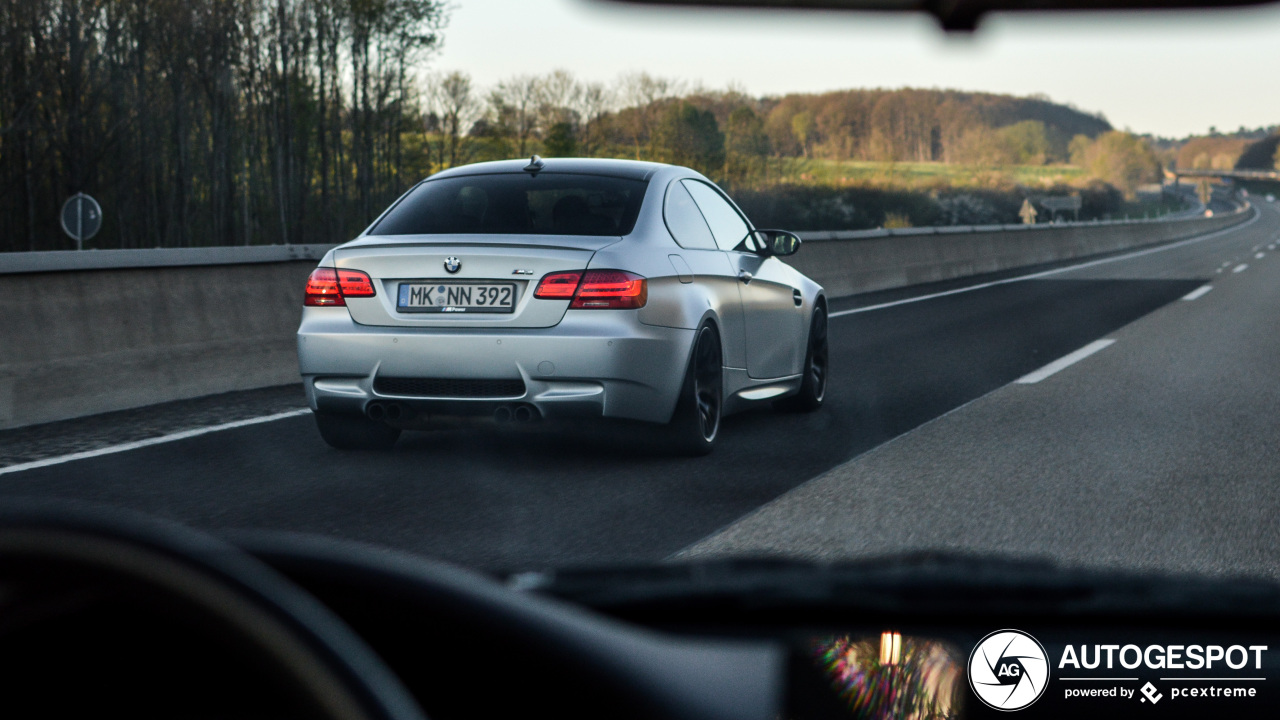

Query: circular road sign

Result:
[60,193,103,249]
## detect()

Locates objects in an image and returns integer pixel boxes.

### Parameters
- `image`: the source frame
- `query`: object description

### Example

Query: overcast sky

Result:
[429,0,1280,139]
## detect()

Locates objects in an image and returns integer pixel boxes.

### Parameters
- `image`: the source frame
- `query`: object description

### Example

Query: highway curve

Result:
[2,199,1278,576]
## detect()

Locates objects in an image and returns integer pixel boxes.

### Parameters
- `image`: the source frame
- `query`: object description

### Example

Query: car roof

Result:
[426,157,673,182]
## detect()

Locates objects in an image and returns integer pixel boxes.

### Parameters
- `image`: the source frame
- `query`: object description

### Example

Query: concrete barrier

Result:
[0,254,329,430]
[0,206,1254,430]
[791,207,1254,298]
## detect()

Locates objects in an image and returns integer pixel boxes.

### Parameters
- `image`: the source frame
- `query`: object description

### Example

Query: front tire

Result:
[666,324,723,456]
[776,305,828,413]
[314,410,401,450]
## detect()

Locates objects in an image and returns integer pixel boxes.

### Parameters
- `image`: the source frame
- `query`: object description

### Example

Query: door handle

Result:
[737,270,753,284]
[793,288,803,306]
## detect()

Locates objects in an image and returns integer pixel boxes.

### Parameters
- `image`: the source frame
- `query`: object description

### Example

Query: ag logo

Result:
[969,629,1050,711]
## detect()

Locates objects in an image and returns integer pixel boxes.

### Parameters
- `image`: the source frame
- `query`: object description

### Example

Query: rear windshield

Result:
[370,173,648,237]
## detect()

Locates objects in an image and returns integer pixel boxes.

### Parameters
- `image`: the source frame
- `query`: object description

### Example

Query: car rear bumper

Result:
[297,307,693,424]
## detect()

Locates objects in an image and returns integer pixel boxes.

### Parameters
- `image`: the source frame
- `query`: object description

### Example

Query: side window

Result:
[683,180,752,253]
[663,181,717,250]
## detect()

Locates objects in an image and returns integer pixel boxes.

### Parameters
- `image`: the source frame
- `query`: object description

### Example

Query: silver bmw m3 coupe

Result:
[297,157,828,455]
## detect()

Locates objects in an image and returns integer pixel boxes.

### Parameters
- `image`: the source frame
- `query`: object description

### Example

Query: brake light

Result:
[571,270,647,309]
[337,269,376,297]
[305,268,375,306]
[534,269,647,309]
[534,271,582,299]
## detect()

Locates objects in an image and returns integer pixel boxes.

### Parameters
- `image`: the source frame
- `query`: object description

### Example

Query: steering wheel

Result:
[0,500,427,720]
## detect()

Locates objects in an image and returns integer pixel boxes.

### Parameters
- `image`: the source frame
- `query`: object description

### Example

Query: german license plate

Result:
[397,282,516,313]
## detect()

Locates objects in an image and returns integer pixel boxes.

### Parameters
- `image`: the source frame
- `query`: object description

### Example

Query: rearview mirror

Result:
[753,229,802,257]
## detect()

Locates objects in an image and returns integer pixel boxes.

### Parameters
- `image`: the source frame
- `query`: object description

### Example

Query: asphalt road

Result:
[3,199,1278,576]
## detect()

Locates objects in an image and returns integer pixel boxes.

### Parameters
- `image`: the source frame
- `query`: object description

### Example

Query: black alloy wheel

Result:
[668,324,723,456]
[777,306,828,412]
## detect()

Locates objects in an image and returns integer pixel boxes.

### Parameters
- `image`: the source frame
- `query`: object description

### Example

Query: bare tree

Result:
[489,74,542,157]
[428,70,481,168]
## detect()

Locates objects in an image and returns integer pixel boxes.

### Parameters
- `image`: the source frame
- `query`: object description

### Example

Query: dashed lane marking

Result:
[1015,340,1116,384]
[1182,285,1214,301]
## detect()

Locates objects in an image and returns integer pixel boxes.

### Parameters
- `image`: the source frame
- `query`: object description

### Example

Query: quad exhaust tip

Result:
[366,401,407,422]
[495,404,540,424]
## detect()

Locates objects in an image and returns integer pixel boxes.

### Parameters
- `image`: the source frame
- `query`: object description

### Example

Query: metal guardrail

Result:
[0,243,336,275]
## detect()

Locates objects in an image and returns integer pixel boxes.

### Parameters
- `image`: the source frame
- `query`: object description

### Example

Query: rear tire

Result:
[665,324,723,456]
[314,411,401,450]
[776,305,828,413]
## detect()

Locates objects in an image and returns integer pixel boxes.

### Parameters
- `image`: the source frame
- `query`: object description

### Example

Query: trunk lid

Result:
[333,234,620,328]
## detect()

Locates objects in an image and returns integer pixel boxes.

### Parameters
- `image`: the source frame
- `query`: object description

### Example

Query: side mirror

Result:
[752,229,802,257]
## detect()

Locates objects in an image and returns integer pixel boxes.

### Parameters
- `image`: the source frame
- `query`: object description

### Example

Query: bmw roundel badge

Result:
[444,256,461,274]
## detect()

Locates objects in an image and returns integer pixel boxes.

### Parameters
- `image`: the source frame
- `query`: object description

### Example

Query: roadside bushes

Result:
[729,180,1131,231]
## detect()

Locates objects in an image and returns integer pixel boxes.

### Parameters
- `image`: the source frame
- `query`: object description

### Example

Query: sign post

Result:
[59,193,103,250]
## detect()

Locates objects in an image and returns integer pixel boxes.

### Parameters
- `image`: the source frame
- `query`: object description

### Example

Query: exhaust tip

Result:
[513,405,536,423]
[494,406,513,423]
[366,402,386,421]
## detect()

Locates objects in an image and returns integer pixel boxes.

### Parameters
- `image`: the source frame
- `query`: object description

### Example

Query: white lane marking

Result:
[1015,339,1116,384]
[1256,252,1266,259]
[830,210,1263,317]
[1182,284,1213,301]
[0,409,311,477]
[1233,263,1249,273]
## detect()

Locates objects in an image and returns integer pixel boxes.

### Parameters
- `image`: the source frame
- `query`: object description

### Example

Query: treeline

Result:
[2,0,1139,252]
[0,0,447,252]
[442,74,1115,175]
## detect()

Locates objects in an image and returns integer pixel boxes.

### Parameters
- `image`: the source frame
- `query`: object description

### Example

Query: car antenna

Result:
[523,155,544,174]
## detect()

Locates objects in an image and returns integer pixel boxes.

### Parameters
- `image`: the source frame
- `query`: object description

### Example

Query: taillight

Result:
[534,271,582,299]
[336,269,375,297]
[533,269,647,309]
[305,268,375,306]
[572,270,647,309]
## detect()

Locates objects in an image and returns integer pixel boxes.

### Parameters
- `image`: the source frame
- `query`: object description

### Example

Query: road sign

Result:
[60,193,102,250]
[1039,195,1081,222]
[1019,198,1038,225]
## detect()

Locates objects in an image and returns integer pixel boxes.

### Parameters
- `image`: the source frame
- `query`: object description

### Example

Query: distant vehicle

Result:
[297,157,828,454]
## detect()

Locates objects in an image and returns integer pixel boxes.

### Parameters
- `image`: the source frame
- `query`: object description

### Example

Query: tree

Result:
[617,72,683,159]
[724,107,769,182]
[650,102,724,174]
[998,121,1050,165]
[791,111,814,158]
[1074,131,1161,199]
[575,81,614,156]
[0,0,449,251]
[1069,135,1093,166]
[428,70,481,168]
[489,75,542,157]
[543,122,577,157]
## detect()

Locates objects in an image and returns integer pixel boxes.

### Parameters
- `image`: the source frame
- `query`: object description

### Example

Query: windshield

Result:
[3,0,1280,589]
[370,173,647,236]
